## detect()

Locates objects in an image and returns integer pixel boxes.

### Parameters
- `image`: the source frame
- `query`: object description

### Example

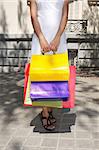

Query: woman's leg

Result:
[42,107,49,118]
[47,107,56,123]
[41,107,55,130]
[48,107,52,113]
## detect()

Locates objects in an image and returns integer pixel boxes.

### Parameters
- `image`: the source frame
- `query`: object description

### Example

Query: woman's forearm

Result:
[55,0,69,38]
[31,17,44,40]
[30,0,44,40]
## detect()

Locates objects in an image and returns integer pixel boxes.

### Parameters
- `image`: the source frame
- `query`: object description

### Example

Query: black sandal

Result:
[48,111,56,124]
[40,112,55,131]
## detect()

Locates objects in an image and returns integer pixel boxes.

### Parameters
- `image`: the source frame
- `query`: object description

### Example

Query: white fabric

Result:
[30,0,67,56]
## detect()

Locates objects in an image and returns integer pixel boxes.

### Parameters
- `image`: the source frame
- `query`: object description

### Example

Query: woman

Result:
[29,0,69,130]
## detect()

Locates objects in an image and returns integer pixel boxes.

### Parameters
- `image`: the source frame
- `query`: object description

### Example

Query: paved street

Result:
[0,73,99,150]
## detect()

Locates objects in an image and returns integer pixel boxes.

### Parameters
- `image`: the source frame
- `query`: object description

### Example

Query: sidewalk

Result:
[0,73,99,150]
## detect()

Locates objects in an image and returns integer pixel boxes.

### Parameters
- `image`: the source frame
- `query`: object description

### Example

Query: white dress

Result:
[30,0,67,56]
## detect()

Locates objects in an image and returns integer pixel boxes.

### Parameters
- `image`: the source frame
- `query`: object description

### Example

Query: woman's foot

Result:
[48,111,56,124]
[40,111,55,131]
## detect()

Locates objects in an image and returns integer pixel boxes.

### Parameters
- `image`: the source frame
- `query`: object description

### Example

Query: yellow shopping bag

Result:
[29,52,70,81]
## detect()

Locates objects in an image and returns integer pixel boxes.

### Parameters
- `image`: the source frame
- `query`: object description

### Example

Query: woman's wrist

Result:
[54,32,61,40]
[38,33,45,41]
[54,34,61,41]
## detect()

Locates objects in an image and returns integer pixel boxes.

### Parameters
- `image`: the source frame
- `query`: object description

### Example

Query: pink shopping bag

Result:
[63,66,76,108]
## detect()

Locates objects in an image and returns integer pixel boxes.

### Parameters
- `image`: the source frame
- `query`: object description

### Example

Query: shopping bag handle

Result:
[27,50,56,62]
[41,50,56,55]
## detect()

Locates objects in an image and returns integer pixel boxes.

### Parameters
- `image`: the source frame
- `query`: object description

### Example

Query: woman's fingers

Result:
[50,43,56,51]
[46,46,50,51]
[42,46,51,53]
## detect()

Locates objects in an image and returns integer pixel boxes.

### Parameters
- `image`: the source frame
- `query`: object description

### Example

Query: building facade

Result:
[1,0,98,35]
[0,0,99,72]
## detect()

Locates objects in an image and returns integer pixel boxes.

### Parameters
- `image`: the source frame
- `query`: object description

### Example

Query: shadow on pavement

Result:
[30,109,76,133]
[0,72,99,134]
[0,73,35,128]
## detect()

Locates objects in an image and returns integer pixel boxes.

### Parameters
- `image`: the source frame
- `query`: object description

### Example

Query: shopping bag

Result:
[24,63,30,99]
[30,81,69,100]
[29,52,70,81]
[24,66,76,108]
[24,75,33,106]
[63,66,76,108]
[24,76,63,108]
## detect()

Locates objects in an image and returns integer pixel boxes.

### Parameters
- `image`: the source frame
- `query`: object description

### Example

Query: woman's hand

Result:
[39,35,51,53]
[50,35,61,52]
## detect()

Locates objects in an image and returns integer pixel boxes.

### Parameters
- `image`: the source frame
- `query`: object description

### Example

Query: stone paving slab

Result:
[0,74,99,150]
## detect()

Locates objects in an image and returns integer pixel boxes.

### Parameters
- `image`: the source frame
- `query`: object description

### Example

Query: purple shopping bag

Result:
[30,81,69,101]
